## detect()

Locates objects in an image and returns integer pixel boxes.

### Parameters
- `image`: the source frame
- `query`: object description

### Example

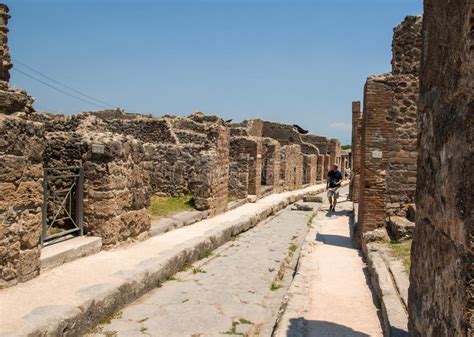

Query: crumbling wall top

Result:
[391,15,422,75]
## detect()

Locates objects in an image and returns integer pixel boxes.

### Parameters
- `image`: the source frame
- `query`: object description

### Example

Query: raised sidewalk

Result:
[0,183,326,337]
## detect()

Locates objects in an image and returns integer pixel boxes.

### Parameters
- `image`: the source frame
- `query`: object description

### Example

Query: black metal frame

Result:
[41,166,84,245]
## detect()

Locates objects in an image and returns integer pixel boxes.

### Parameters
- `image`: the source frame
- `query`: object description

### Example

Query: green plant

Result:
[149,194,195,218]
[289,243,298,253]
[193,267,206,274]
[198,250,213,260]
[220,321,244,335]
[389,240,412,271]
[270,282,282,291]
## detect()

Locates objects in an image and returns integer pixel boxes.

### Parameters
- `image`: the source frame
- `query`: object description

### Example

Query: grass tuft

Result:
[193,267,207,274]
[198,250,213,260]
[389,239,412,271]
[289,243,298,253]
[149,194,195,218]
[270,282,282,291]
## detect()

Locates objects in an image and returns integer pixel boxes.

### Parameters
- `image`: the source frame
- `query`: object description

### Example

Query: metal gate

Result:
[42,166,84,245]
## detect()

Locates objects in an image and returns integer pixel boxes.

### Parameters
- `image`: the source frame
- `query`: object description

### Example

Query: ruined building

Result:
[355,15,422,242]
[408,1,473,335]
[0,4,344,289]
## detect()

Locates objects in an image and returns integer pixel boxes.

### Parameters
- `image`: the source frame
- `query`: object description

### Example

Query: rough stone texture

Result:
[387,216,415,242]
[262,137,281,191]
[302,154,317,185]
[316,154,325,182]
[358,16,421,240]
[324,154,331,178]
[40,114,152,246]
[0,4,11,82]
[280,145,303,191]
[228,135,261,198]
[408,1,473,336]
[301,134,330,155]
[350,101,363,202]
[328,138,342,169]
[391,15,422,76]
[0,116,45,288]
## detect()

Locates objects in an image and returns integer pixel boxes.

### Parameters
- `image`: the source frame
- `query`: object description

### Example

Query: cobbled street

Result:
[88,201,319,337]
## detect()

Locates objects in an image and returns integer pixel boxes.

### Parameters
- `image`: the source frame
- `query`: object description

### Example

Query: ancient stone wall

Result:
[408,2,473,336]
[0,4,43,288]
[303,154,317,185]
[316,154,325,182]
[357,16,422,239]
[301,134,330,155]
[358,75,392,234]
[38,114,152,246]
[328,138,341,168]
[350,101,363,202]
[261,120,320,157]
[228,136,261,198]
[324,154,331,178]
[0,4,11,82]
[261,138,281,190]
[280,145,303,191]
[192,124,229,215]
[0,116,44,288]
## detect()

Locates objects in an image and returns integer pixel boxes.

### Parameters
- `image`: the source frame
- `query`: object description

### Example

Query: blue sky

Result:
[8,0,422,144]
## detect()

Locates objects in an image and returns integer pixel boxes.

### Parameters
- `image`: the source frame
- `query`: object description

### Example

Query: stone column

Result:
[351,101,363,202]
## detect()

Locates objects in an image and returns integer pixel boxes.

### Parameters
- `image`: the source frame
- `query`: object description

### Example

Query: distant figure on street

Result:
[326,163,342,211]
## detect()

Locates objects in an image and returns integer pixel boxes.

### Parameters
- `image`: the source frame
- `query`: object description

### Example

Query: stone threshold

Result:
[40,236,102,272]
[0,183,326,337]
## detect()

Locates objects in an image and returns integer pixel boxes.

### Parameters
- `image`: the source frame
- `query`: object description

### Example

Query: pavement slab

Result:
[274,186,384,337]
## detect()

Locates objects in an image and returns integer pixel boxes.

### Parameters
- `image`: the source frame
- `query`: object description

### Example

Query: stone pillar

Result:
[358,16,421,240]
[0,117,45,289]
[351,101,363,202]
[0,4,11,82]
[228,136,261,198]
[408,1,473,336]
[324,154,331,180]
[316,154,324,182]
[358,75,392,235]
[262,137,281,192]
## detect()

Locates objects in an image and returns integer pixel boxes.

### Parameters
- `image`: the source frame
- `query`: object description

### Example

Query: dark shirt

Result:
[327,169,342,188]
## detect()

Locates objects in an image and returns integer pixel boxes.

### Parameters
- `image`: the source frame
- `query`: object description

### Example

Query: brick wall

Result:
[358,75,393,234]
[350,101,363,202]
[408,2,473,336]
[357,16,421,239]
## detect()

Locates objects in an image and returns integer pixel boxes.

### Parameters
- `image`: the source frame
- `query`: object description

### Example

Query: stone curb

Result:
[365,246,408,337]
[253,204,321,336]
[2,186,325,337]
[272,216,320,337]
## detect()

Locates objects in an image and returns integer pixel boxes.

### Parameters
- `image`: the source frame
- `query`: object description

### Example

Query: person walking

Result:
[326,163,342,211]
